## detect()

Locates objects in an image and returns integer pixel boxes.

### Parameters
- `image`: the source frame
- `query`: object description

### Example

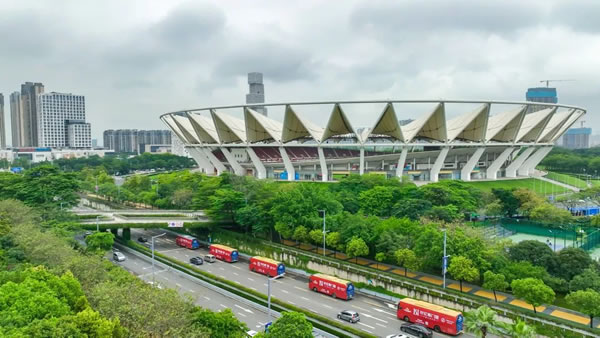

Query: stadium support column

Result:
[220,148,245,176]
[486,147,513,180]
[200,148,226,175]
[317,147,328,182]
[246,147,266,179]
[395,148,408,178]
[187,147,214,174]
[279,147,295,181]
[430,147,450,182]
[518,146,552,176]
[460,147,485,181]
[359,148,365,175]
[505,147,535,178]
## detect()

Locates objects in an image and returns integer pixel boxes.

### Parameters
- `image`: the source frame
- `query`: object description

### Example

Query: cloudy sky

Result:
[1,0,599,145]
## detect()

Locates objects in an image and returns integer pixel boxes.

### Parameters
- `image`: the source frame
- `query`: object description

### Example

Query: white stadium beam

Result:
[220,148,245,176]
[162,115,190,145]
[401,103,447,142]
[359,148,365,175]
[321,104,357,142]
[244,108,283,143]
[246,148,266,179]
[551,110,585,143]
[279,147,295,181]
[172,115,201,144]
[447,104,489,142]
[187,113,219,143]
[505,147,535,178]
[395,148,408,178]
[187,147,214,174]
[461,147,485,181]
[518,146,552,176]
[318,147,328,182]
[366,103,404,141]
[211,110,247,143]
[200,148,226,175]
[281,105,324,143]
[516,107,555,142]
[430,147,450,182]
[537,109,574,143]
[485,106,526,142]
[486,147,514,180]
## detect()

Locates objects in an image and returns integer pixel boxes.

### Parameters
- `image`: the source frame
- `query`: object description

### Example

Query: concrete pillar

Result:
[279,147,295,181]
[430,147,450,182]
[461,147,485,181]
[187,147,214,174]
[220,148,245,176]
[318,147,328,182]
[518,147,552,176]
[505,147,535,178]
[486,147,514,180]
[246,147,266,179]
[395,148,408,178]
[200,148,226,175]
[359,148,365,175]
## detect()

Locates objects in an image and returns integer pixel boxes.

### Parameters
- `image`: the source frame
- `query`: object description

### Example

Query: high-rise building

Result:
[562,128,591,149]
[20,82,44,146]
[103,129,171,153]
[37,92,91,148]
[0,94,5,149]
[526,87,557,113]
[9,92,24,147]
[246,72,267,116]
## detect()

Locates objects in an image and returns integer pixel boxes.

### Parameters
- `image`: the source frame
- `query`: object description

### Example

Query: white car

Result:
[113,252,126,262]
[146,281,164,289]
[386,334,413,338]
[246,330,258,337]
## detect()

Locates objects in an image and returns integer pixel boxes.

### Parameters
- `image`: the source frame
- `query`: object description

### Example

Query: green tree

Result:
[484,200,503,218]
[172,188,194,209]
[511,278,555,313]
[565,289,600,328]
[207,189,245,222]
[556,248,593,281]
[394,248,420,277]
[424,205,461,222]
[502,319,536,338]
[447,256,479,292]
[85,232,114,252]
[375,252,386,269]
[499,261,548,283]
[359,186,395,216]
[265,311,312,338]
[292,226,308,244]
[482,271,508,302]
[345,237,369,264]
[308,229,323,246]
[392,198,432,220]
[491,188,520,216]
[569,269,600,292]
[191,308,248,337]
[464,305,501,338]
[508,240,556,272]
[326,231,344,253]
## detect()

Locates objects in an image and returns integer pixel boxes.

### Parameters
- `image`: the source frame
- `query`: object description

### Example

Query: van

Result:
[113,252,126,262]
[204,254,216,263]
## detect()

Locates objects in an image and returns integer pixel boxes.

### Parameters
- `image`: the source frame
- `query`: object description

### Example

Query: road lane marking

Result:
[301,296,310,301]
[373,307,397,317]
[237,312,247,318]
[188,289,195,293]
[351,305,369,312]
[184,254,190,257]
[233,272,239,276]
[232,265,241,270]
[175,283,182,287]
[250,287,257,291]
[294,286,308,292]
[219,304,227,308]
[376,323,386,328]
[264,283,268,287]
[321,304,332,309]
[235,305,254,314]
[248,277,255,282]
[281,289,289,294]
[358,322,375,330]
[219,267,225,271]
[362,313,388,323]
[162,276,169,281]
[289,301,296,305]
[160,248,187,253]
[203,296,210,301]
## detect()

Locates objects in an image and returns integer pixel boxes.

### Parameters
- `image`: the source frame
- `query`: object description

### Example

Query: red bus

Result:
[249,256,285,277]
[308,274,354,300]
[175,235,200,249]
[209,244,239,262]
[397,298,463,335]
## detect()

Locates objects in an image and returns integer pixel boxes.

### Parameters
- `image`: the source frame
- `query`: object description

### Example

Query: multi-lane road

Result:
[129,228,469,338]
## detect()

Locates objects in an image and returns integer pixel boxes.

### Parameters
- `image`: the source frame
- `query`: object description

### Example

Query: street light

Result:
[318,210,327,256]
[267,273,285,329]
[442,229,450,289]
[151,233,166,284]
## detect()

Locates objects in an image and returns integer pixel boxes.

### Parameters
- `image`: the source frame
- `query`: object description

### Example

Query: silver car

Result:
[113,252,126,262]
[337,310,360,323]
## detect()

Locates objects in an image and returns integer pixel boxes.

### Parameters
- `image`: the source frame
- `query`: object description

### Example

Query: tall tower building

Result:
[525,87,557,113]
[38,92,91,148]
[9,92,24,147]
[0,94,5,149]
[20,82,44,146]
[246,72,267,116]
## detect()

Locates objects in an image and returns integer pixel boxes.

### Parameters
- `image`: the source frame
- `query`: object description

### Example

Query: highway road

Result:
[132,228,469,338]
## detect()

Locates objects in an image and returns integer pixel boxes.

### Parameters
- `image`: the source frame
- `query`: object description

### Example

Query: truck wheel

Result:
[434,325,441,332]
[332,293,336,299]
[313,287,318,292]
[403,316,410,322]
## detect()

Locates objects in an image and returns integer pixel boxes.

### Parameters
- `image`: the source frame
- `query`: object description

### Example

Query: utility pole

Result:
[319,209,326,255]
[442,229,449,289]
[96,215,100,232]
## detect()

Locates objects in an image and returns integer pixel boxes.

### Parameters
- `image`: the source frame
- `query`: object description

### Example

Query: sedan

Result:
[400,323,432,338]
[189,256,204,265]
[337,310,360,323]
[138,236,148,243]
[386,334,412,338]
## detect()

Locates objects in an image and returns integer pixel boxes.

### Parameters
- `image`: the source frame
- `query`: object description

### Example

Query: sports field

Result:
[545,172,588,189]
[507,233,569,252]
[463,178,568,196]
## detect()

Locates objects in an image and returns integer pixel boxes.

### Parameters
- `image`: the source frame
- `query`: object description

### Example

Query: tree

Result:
[424,205,461,223]
[191,308,248,337]
[464,305,501,338]
[308,229,323,247]
[375,252,386,269]
[482,271,508,302]
[172,188,194,209]
[556,248,593,281]
[484,200,503,218]
[394,248,420,277]
[502,319,536,338]
[359,186,395,216]
[345,237,369,264]
[511,278,555,313]
[499,261,548,283]
[529,203,573,224]
[392,198,432,220]
[491,188,520,217]
[292,226,308,244]
[207,189,245,222]
[264,311,312,338]
[85,232,114,252]
[569,269,600,292]
[326,231,344,253]
[447,256,479,292]
[508,240,556,272]
[565,289,600,328]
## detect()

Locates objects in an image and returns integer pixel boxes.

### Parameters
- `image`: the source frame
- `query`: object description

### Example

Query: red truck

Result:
[397,298,463,335]
[175,235,200,249]
[249,256,285,277]
[209,244,239,262]
[308,274,354,300]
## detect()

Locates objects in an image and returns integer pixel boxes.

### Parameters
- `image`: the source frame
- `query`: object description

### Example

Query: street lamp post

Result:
[442,229,449,289]
[267,273,285,329]
[96,215,100,232]
[151,233,166,284]
[319,209,326,255]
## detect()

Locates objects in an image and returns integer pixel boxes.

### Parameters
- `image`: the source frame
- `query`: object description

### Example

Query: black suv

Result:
[137,236,148,243]
[400,323,432,338]
[190,256,204,265]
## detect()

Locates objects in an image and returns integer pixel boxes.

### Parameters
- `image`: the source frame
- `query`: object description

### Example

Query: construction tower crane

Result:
[540,79,575,87]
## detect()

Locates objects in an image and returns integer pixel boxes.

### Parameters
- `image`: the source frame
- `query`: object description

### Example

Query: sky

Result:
[1,0,599,146]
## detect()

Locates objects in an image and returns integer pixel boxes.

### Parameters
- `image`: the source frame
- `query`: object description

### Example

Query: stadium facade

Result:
[160,100,585,182]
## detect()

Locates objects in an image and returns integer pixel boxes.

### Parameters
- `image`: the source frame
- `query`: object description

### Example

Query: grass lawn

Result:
[119,213,188,218]
[545,171,588,189]
[590,180,600,187]
[463,178,569,195]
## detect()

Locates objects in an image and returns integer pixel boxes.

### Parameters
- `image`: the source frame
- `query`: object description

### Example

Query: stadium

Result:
[160,100,585,182]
